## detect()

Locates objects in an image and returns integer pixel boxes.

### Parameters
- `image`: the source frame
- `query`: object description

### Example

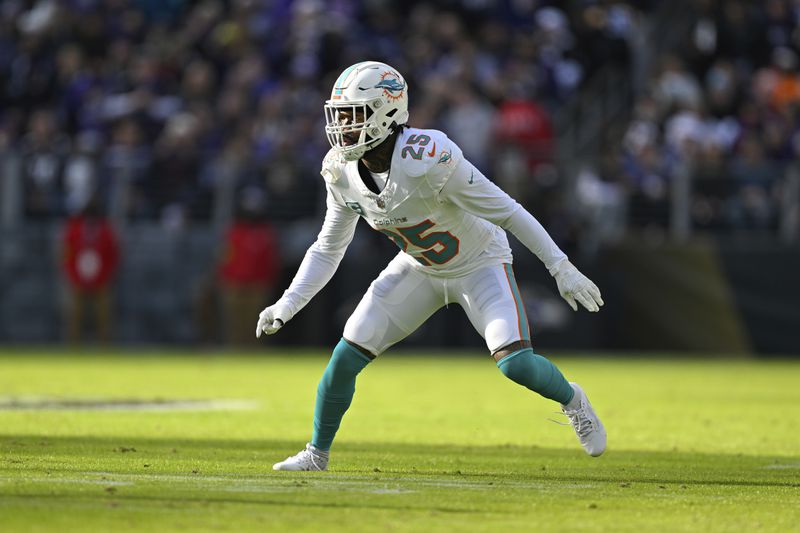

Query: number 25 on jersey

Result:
[401,134,434,160]
[379,219,459,266]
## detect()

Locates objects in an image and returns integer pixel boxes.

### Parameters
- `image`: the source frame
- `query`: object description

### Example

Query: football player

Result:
[258,62,606,471]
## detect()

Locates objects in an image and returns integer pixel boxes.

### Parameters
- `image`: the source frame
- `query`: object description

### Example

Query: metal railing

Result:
[669,160,800,243]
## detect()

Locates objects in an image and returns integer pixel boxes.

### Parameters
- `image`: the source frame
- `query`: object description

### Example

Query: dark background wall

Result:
[2,223,796,354]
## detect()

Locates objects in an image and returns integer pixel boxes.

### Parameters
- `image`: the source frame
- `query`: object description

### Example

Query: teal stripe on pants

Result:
[503,264,530,341]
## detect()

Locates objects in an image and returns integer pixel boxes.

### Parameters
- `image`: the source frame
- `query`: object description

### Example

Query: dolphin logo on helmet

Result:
[373,79,405,93]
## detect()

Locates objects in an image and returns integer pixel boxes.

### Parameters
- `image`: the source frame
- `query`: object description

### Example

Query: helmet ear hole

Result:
[381,109,397,129]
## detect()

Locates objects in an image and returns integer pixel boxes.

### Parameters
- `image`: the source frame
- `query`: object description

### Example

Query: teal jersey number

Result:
[401,134,431,160]
[379,219,460,266]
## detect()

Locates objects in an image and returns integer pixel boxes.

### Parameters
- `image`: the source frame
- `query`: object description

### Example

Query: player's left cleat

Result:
[272,443,329,471]
[561,383,607,457]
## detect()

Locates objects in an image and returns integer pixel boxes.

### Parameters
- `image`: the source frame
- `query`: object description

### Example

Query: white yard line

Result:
[0,471,596,493]
[0,397,258,412]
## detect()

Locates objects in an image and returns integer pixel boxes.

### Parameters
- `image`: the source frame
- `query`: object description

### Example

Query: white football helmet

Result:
[324,61,409,161]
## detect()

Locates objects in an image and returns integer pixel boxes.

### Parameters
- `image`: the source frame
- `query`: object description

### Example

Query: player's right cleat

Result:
[561,383,607,457]
[272,443,329,471]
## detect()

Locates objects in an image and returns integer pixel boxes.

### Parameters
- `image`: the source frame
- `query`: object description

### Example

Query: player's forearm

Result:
[277,197,358,317]
[504,207,567,273]
[279,242,346,316]
[440,160,567,271]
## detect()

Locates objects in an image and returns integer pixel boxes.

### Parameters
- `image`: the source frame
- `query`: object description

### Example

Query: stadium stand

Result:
[1,1,798,350]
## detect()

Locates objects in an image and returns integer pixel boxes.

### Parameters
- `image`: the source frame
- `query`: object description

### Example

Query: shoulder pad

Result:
[321,149,345,184]
[396,128,462,178]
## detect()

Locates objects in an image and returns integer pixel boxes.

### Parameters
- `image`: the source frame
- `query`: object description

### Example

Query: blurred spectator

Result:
[260,147,321,221]
[102,118,152,222]
[148,112,204,228]
[728,133,780,230]
[533,6,583,103]
[653,55,704,114]
[21,109,69,218]
[61,198,120,344]
[570,2,635,89]
[495,97,555,171]
[442,86,495,172]
[767,47,800,111]
[690,142,730,230]
[203,133,257,228]
[63,131,100,215]
[218,189,280,347]
[493,96,556,211]
[629,143,673,227]
[576,152,628,248]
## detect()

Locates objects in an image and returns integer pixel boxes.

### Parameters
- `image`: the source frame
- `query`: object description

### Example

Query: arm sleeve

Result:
[438,159,568,273]
[278,186,359,316]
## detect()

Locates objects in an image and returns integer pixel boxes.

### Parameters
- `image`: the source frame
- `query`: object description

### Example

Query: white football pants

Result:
[343,254,531,355]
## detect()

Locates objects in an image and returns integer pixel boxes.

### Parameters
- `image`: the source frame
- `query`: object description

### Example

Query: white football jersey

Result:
[323,127,512,277]
[277,127,567,317]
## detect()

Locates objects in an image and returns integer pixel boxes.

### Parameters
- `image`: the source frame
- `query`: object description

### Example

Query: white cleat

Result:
[272,443,329,471]
[561,383,607,457]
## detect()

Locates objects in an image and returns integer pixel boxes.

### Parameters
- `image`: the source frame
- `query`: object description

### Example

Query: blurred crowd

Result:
[1,0,650,233]
[7,0,800,346]
[580,0,800,236]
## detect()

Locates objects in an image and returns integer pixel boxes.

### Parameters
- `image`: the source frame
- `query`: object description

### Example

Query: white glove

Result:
[256,302,293,338]
[550,259,604,313]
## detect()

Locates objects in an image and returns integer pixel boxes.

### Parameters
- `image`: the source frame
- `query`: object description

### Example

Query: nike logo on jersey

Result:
[427,143,436,157]
[468,170,474,184]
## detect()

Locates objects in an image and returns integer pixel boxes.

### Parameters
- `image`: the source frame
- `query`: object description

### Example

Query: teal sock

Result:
[311,338,372,451]
[496,348,574,404]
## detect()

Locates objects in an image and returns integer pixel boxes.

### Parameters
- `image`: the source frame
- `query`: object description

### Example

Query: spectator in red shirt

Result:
[493,97,557,216]
[218,190,280,346]
[495,98,555,171]
[62,198,120,344]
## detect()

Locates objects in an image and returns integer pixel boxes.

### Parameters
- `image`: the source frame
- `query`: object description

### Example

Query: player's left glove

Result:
[256,302,293,338]
[550,259,604,313]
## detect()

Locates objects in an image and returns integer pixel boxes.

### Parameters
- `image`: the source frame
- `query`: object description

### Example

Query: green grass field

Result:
[0,349,798,532]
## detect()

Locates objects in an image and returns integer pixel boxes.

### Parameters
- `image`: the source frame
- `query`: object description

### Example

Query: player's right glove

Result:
[256,302,293,338]
[550,259,604,313]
